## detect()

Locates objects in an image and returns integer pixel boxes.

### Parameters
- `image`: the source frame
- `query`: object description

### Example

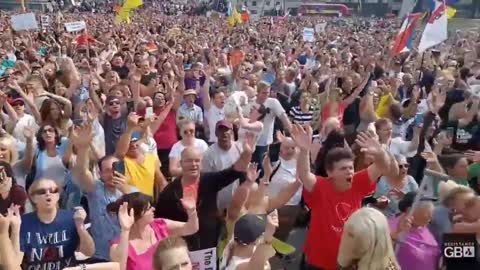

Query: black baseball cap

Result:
[234,214,266,245]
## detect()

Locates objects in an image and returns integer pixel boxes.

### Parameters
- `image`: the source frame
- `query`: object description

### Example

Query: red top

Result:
[0,185,27,215]
[152,108,178,150]
[75,34,96,46]
[303,169,375,269]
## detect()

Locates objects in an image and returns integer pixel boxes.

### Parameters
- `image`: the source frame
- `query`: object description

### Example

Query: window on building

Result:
[252,0,257,6]
[266,0,271,6]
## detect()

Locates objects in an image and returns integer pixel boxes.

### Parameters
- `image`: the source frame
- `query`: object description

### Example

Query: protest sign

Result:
[189,248,216,270]
[303,27,315,42]
[315,22,327,33]
[65,21,87,32]
[40,15,50,29]
[11,13,38,31]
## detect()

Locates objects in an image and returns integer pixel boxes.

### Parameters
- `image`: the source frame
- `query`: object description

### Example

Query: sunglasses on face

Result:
[12,102,24,107]
[31,187,59,196]
[183,129,195,135]
[109,101,120,106]
[399,164,409,169]
[43,128,55,134]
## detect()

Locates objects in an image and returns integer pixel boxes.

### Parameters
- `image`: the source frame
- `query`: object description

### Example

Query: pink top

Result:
[112,219,169,270]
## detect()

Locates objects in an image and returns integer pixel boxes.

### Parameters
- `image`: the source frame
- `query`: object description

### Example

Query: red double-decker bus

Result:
[298,3,351,16]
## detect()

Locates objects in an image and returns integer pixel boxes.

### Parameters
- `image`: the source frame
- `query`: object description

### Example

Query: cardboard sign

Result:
[11,13,38,31]
[315,22,327,33]
[189,248,216,270]
[303,27,315,42]
[65,21,86,32]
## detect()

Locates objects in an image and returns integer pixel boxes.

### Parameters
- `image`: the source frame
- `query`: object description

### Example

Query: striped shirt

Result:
[289,106,314,125]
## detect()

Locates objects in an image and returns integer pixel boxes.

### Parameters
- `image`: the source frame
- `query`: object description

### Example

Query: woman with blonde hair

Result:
[338,207,400,270]
[0,127,35,188]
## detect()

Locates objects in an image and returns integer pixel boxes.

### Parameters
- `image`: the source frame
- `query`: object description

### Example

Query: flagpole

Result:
[418,51,425,81]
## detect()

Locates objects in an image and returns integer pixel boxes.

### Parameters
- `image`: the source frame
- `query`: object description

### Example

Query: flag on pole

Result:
[115,0,143,24]
[446,6,456,18]
[392,12,423,55]
[123,0,142,9]
[418,0,448,52]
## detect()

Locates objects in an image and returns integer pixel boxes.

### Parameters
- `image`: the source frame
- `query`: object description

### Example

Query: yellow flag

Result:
[124,0,143,9]
[233,7,242,24]
[115,7,131,24]
[228,16,235,27]
[446,6,456,19]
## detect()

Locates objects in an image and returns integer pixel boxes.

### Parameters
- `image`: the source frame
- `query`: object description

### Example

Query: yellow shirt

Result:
[125,153,158,196]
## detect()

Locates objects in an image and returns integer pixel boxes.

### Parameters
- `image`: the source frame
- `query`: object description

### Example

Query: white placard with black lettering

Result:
[11,13,38,31]
[315,22,327,33]
[41,15,50,29]
[303,27,315,42]
[189,248,216,270]
[64,21,87,32]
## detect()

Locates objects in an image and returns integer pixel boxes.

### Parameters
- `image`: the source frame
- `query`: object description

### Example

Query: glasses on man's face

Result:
[399,164,409,169]
[109,101,120,106]
[31,187,59,196]
[12,103,24,107]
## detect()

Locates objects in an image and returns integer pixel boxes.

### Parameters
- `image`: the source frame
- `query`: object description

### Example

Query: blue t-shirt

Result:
[20,210,79,269]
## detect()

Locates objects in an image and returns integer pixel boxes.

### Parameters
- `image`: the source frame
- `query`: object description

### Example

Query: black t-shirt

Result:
[111,65,130,80]
[141,72,157,86]
[441,117,480,151]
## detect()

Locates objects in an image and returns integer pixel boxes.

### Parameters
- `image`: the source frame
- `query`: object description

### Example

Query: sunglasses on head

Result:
[31,187,59,196]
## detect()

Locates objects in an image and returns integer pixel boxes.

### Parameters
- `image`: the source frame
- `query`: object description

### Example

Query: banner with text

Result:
[65,21,86,32]
[189,248,216,270]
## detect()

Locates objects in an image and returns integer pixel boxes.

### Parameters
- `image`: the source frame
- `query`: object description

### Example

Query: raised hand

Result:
[264,210,279,241]
[246,162,259,182]
[290,124,312,151]
[113,171,129,192]
[70,123,94,148]
[118,202,135,231]
[242,132,256,154]
[0,213,10,235]
[127,112,141,130]
[7,204,21,231]
[23,126,35,141]
[421,151,438,164]
[73,206,87,227]
[262,155,273,177]
[355,130,384,158]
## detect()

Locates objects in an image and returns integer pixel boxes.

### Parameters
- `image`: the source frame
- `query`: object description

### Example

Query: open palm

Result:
[291,124,313,151]
[355,130,384,157]
[71,124,94,148]
[118,202,135,231]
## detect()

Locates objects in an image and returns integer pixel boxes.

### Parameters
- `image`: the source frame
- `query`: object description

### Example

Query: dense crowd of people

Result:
[0,2,480,270]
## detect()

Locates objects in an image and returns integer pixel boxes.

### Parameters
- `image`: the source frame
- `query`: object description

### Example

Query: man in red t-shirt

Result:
[290,124,397,270]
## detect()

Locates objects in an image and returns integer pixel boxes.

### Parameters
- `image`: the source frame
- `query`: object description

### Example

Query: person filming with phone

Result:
[71,124,139,262]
